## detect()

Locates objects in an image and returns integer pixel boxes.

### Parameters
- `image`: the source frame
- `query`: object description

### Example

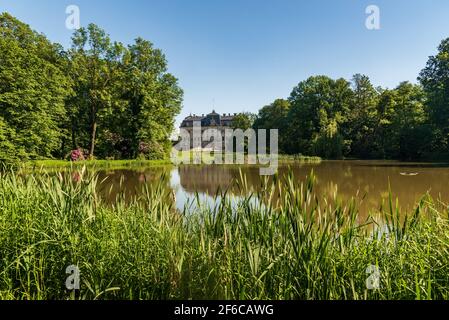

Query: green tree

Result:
[375,88,397,158]
[387,82,428,160]
[253,99,290,153]
[287,76,352,158]
[68,24,126,159]
[346,74,379,158]
[232,112,256,131]
[230,112,257,153]
[68,29,183,160]
[0,117,18,161]
[419,38,449,156]
[1,14,182,162]
[0,13,72,162]
[119,38,183,159]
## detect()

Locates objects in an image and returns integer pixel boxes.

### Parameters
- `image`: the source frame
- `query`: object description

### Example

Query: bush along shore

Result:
[0,168,448,300]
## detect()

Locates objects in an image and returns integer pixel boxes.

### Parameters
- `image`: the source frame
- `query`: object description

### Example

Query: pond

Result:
[93,160,449,216]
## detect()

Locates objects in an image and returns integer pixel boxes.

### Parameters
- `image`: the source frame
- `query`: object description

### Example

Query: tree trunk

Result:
[89,107,97,159]
[60,139,65,160]
[89,122,97,159]
[71,120,77,150]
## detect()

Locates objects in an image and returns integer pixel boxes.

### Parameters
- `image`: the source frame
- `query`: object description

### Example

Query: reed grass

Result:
[0,168,448,300]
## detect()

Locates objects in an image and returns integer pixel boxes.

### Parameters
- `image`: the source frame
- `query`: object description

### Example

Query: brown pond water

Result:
[95,160,449,216]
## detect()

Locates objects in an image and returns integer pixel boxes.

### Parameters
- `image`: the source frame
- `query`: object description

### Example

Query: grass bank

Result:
[24,159,172,170]
[0,169,448,300]
[21,153,322,171]
[278,154,322,162]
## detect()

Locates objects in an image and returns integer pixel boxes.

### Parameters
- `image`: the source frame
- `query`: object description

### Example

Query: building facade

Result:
[180,110,236,151]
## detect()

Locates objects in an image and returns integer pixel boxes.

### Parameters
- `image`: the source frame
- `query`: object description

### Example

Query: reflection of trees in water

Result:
[97,168,173,204]
[177,161,449,216]
[94,161,449,217]
[178,165,241,195]
[286,161,449,214]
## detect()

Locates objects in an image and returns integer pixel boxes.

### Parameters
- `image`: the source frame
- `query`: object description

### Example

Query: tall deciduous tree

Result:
[391,82,429,160]
[0,13,72,161]
[253,99,290,153]
[347,74,379,158]
[232,112,256,131]
[374,82,428,159]
[419,38,449,155]
[1,14,182,162]
[68,24,126,159]
[120,38,183,159]
[287,76,352,158]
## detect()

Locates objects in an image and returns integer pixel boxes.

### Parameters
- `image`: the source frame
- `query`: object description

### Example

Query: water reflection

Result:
[95,161,449,216]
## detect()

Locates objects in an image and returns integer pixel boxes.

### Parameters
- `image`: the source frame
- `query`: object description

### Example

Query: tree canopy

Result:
[252,38,449,160]
[2,13,449,162]
[0,13,72,161]
[0,13,183,163]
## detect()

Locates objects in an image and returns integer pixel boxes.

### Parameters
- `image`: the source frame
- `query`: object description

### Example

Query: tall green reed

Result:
[0,167,448,300]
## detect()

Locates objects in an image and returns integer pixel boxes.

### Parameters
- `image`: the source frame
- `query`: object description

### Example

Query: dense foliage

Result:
[0,13,183,162]
[253,39,449,160]
[2,12,449,161]
[0,13,72,161]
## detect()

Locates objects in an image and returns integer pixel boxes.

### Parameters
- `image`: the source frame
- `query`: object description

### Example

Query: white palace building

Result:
[179,110,236,151]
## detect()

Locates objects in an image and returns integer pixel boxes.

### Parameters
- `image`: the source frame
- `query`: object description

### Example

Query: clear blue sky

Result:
[1,0,449,127]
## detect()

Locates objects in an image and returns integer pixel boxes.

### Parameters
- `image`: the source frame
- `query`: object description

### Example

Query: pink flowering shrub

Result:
[70,148,85,162]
